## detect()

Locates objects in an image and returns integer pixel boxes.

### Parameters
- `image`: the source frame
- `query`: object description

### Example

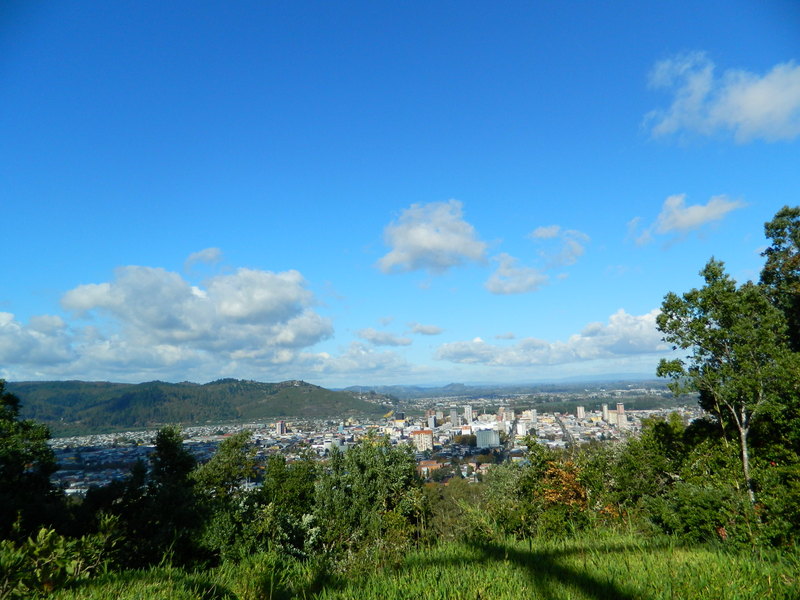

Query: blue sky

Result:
[2,1,799,387]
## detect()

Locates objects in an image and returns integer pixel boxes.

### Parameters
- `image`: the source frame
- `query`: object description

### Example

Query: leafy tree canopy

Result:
[657,258,799,505]
[0,380,58,537]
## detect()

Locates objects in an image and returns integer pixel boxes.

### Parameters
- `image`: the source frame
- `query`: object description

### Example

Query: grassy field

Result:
[49,533,799,600]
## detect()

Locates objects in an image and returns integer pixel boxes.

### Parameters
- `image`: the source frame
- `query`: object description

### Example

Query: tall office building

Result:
[276,420,287,435]
[576,406,585,420]
[616,403,626,427]
[450,408,459,426]
[464,405,473,423]
[601,403,609,422]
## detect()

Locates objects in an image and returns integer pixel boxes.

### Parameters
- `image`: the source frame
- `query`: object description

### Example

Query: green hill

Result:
[7,378,386,435]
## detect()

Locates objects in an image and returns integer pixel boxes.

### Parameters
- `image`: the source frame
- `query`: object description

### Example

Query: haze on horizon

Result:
[2,1,799,388]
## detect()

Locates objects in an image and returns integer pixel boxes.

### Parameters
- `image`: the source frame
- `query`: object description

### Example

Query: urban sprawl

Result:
[50,386,702,496]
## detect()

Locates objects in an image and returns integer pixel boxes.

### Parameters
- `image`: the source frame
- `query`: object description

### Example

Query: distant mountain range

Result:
[342,378,667,400]
[8,379,388,436]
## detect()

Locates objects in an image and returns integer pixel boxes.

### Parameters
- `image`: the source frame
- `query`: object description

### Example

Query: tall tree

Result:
[192,430,256,499]
[0,380,59,537]
[144,426,200,565]
[761,206,800,351]
[657,259,798,505]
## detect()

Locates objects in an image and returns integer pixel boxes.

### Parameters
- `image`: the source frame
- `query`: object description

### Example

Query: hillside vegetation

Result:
[8,379,386,434]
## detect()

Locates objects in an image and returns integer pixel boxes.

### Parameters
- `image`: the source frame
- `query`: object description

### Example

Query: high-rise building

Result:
[576,406,585,420]
[601,403,609,422]
[450,408,459,426]
[427,415,437,429]
[276,420,286,435]
[464,405,473,423]
[410,429,434,452]
[616,403,626,427]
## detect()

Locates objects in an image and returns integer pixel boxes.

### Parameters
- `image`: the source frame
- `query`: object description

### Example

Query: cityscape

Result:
[49,384,701,496]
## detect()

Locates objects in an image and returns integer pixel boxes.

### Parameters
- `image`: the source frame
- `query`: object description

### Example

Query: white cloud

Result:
[185,247,222,270]
[551,229,589,266]
[646,52,800,142]
[436,309,666,366]
[655,194,744,234]
[308,342,414,379]
[408,322,444,336]
[356,327,412,346]
[0,312,74,366]
[50,263,334,375]
[484,225,588,295]
[485,253,549,295]
[531,225,561,239]
[494,332,516,340]
[631,194,744,245]
[378,200,487,274]
[528,227,590,267]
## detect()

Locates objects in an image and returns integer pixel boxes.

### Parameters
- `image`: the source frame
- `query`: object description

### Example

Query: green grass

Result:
[315,534,799,600]
[48,533,799,600]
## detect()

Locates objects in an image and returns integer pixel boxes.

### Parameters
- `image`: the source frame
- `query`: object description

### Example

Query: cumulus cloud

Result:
[485,253,549,295]
[2,258,459,384]
[408,322,444,336]
[0,312,74,366]
[645,52,800,142]
[631,194,744,245]
[378,200,487,274]
[308,342,413,378]
[436,309,666,366]
[356,327,412,346]
[7,262,336,380]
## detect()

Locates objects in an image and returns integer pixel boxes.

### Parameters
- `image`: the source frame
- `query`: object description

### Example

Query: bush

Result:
[0,516,118,599]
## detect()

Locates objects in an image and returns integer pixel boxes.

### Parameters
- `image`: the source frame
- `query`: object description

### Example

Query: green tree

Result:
[314,434,423,556]
[192,431,256,499]
[0,380,60,537]
[761,206,800,351]
[759,207,800,458]
[657,259,797,506]
[423,476,483,541]
[191,431,262,562]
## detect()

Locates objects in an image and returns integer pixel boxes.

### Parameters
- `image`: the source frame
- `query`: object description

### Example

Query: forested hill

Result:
[7,379,387,435]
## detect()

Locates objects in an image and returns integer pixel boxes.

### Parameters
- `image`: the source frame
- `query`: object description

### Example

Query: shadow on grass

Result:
[471,539,646,600]
[319,537,667,600]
